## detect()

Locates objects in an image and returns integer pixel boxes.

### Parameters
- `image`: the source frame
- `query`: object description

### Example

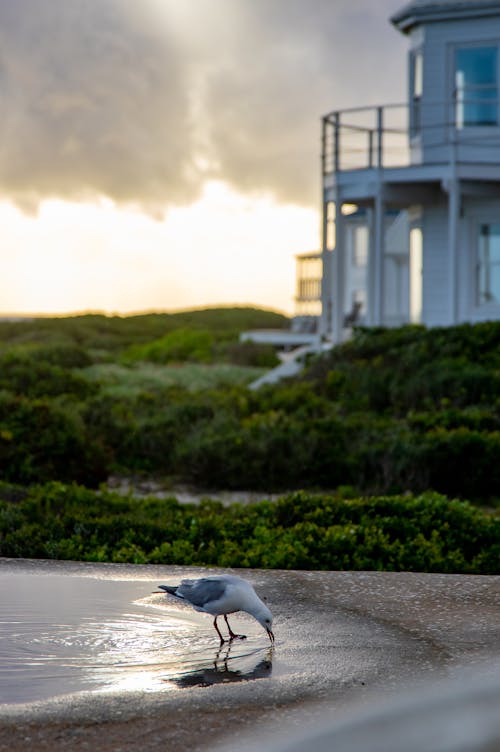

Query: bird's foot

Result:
[229,632,247,641]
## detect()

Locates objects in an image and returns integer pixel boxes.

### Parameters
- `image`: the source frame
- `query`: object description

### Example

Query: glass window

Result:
[410,50,423,136]
[352,225,369,267]
[478,223,500,304]
[455,46,498,127]
[326,201,336,251]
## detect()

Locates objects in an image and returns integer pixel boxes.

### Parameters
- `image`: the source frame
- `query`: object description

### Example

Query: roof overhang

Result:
[391,1,500,34]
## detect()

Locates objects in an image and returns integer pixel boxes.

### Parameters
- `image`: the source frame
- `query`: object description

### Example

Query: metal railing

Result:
[322,99,500,174]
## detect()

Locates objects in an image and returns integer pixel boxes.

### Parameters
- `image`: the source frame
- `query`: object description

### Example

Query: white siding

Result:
[422,203,450,325]
[460,196,500,322]
[384,211,410,326]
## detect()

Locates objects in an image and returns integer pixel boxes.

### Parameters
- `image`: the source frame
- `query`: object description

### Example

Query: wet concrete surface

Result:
[0,559,499,751]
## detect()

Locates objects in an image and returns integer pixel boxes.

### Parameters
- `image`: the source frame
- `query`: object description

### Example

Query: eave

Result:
[391,1,500,34]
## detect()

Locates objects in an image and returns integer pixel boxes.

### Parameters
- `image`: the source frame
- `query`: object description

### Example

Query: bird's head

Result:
[254,603,274,643]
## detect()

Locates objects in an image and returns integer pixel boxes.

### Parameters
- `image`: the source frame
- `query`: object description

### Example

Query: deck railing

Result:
[322,99,500,174]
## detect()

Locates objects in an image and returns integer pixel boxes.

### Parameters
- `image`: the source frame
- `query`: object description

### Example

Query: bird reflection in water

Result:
[170,643,274,688]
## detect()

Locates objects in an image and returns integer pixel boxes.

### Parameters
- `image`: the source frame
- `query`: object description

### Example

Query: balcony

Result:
[295,252,322,318]
[322,98,500,178]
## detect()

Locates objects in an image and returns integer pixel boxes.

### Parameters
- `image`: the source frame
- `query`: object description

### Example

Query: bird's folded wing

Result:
[178,578,227,607]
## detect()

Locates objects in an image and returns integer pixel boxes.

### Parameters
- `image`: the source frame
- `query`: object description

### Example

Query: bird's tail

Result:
[157,584,179,597]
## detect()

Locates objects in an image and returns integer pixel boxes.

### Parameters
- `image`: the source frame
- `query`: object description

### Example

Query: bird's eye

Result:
[265,619,270,624]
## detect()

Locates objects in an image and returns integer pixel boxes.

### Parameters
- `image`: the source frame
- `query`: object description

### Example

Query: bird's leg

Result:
[224,614,247,640]
[213,616,226,645]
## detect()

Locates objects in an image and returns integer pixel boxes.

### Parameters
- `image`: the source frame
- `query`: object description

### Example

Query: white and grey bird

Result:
[156,574,274,644]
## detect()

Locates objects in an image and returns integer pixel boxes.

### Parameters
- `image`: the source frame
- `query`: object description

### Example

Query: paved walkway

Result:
[0,561,499,751]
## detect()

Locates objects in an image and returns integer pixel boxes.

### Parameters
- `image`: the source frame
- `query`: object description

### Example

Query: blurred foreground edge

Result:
[224,660,500,752]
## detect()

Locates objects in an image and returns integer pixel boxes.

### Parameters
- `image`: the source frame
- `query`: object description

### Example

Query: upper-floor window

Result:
[478,223,500,305]
[455,46,498,128]
[410,50,423,137]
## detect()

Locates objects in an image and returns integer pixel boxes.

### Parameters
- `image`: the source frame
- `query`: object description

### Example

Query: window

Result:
[352,225,369,267]
[478,223,500,304]
[410,50,423,136]
[325,201,336,251]
[455,46,498,127]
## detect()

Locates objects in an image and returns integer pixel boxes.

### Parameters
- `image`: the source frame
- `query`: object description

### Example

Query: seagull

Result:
[156,574,275,645]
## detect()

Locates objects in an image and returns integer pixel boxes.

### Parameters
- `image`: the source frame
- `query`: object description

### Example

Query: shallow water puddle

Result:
[0,571,273,704]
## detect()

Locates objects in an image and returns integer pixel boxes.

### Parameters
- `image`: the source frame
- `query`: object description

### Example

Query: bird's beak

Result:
[267,628,275,643]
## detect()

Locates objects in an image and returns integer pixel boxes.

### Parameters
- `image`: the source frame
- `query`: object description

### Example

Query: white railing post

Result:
[368,130,374,169]
[377,106,384,168]
[334,112,340,173]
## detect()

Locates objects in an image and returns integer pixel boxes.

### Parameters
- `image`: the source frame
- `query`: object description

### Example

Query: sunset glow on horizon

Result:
[0,181,319,316]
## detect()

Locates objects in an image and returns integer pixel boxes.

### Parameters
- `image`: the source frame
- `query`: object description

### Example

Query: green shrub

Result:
[421,427,500,501]
[1,319,500,503]
[0,308,288,356]
[0,348,95,399]
[123,329,215,364]
[308,321,500,414]
[0,394,108,486]
[0,484,498,574]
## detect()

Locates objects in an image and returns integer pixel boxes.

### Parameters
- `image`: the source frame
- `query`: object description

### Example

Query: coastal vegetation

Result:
[0,483,497,573]
[0,309,499,572]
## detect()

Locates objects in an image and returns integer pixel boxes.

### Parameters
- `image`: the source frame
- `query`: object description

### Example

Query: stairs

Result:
[249,343,324,389]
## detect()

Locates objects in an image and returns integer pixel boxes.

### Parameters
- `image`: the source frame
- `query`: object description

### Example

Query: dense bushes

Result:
[122,329,280,368]
[309,322,500,414]
[123,329,215,364]
[0,347,95,399]
[1,316,500,503]
[0,483,497,573]
[0,392,108,486]
[0,308,287,356]
[1,314,500,574]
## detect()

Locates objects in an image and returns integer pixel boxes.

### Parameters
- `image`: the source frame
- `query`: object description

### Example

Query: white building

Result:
[321,0,500,342]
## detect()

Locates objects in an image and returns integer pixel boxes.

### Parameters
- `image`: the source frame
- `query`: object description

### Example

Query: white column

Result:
[320,190,335,339]
[368,185,385,326]
[319,249,332,338]
[332,193,345,343]
[319,193,329,338]
[447,178,460,324]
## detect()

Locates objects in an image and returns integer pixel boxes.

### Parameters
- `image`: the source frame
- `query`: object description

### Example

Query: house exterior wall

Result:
[421,195,500,327]
[460,196,500,322]
[421,202,451,326]
[384,211,410,326]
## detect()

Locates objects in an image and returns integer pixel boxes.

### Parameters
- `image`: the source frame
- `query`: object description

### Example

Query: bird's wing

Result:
[178,578,227,608]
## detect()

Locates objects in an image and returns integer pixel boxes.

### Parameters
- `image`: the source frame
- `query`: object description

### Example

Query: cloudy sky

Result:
[0,0,407,315]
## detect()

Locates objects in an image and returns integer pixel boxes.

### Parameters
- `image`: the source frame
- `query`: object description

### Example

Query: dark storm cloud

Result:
[199,0,407,206]
[0,0,406,213]
[0,0,198,214]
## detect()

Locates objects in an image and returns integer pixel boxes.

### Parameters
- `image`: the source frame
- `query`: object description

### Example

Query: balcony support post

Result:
[332,190,346,343]
[447,177,460,324]
[369,182,385,326]
[320,190,333,338]
[377,107,383,168]
[334,112,340,172]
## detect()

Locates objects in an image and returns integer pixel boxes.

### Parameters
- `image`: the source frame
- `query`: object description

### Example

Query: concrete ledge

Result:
[0,561,498,751]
